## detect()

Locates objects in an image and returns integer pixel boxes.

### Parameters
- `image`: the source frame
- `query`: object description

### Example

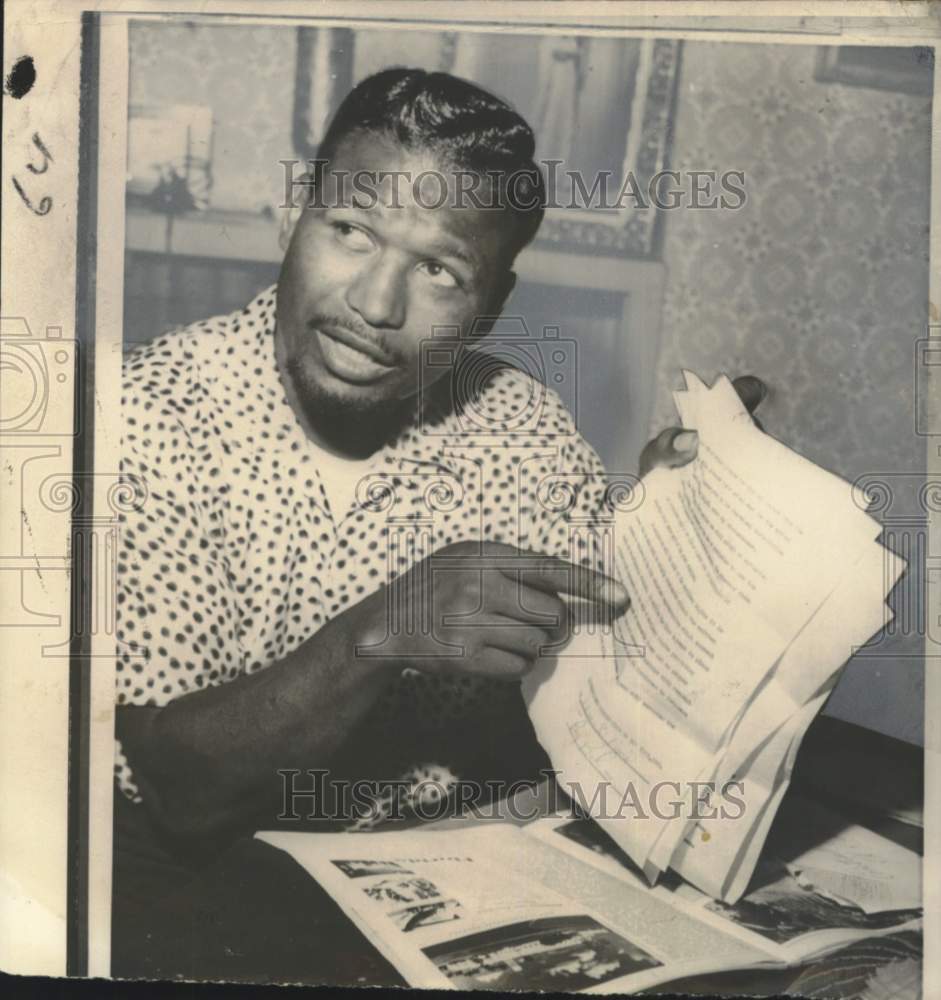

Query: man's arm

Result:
[118,542,627,842]
[115,388,400,839]
[116,606,394,840]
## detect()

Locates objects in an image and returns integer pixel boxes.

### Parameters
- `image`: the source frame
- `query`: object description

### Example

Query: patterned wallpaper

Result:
[651,42,931,478]
[128,22,298,213]
[650,42,931,743]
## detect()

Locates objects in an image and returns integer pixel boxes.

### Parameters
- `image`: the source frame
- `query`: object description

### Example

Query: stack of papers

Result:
[523,372,905,902]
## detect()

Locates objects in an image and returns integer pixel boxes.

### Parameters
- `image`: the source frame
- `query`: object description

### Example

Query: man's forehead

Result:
[320,131,509,243]
[325,131,460,194]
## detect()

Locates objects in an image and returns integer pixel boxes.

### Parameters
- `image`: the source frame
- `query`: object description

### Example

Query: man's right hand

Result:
[121,540,628,839]
[343,541,629,681]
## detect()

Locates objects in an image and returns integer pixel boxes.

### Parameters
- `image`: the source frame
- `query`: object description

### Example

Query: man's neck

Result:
[274,328,413,460]
[303,410,406,460]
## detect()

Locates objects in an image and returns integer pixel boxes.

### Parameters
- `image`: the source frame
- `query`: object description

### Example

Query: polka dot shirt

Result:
[115,284,609,816]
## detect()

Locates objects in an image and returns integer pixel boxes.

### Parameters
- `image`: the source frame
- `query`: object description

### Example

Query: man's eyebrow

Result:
[422,239,478,269]
[329,204,481,271]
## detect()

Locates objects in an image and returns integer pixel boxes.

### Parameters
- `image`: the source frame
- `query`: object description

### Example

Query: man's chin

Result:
[291,360,411,424]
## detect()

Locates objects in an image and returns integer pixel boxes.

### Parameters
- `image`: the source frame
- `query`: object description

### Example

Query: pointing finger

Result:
[509,553,630,613]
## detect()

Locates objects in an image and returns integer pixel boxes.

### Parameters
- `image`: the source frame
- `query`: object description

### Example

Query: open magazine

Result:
[257,795,921,994]
[523,371,906,902]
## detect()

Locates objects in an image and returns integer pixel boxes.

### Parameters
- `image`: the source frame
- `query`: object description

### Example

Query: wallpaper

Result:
[650,42,931,743]
[128,22,298,214]
[651,42,931,481]
[126,25,931,483]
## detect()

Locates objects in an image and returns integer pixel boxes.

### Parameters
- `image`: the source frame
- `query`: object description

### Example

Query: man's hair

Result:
[318,68,546,260]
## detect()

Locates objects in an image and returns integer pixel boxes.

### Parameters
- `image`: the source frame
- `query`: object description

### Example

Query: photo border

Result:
[2,0,936,986]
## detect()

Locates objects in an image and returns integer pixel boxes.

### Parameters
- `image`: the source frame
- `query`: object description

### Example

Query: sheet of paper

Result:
[643,543,903,875]
[665,693,829,902]
[523,371,902,889]
[707,549,904,789]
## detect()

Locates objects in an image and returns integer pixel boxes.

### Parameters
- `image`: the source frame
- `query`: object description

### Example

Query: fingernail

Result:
[608,581,630,608]
[673,430,698,454]
[736,375,767,406]
[751,377,768,402]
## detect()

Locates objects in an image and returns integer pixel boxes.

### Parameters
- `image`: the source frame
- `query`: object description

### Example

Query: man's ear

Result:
[279,203,303,252]
[487,268,517,316]
[495,269,517,312]
[466,269,518,344]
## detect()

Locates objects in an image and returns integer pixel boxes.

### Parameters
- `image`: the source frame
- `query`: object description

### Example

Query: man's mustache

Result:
[306,313,402,367]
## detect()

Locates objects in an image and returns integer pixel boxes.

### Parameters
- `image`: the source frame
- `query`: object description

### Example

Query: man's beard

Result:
[285,354,414,452]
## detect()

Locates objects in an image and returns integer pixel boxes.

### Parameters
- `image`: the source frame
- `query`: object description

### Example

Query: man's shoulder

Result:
[122,288,276,407]
[123,307,233,379]
[441,365,609,527]
[431,362,605,474]
[471,363,579,441]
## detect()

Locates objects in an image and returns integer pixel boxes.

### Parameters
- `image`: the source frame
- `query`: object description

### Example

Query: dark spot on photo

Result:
[5,55,35,98]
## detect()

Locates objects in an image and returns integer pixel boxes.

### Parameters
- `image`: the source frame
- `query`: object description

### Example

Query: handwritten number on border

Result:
[13,133,53,215]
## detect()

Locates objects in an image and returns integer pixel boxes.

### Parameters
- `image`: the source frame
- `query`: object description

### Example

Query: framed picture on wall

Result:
[292,27,681,259]
[814,45,934,96]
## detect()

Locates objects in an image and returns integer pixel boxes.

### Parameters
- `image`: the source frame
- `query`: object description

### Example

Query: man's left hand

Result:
[638,375,767,478]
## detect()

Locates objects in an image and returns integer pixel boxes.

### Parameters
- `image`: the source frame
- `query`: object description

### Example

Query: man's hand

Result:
[344,540,629,681]
[638,375,767,478]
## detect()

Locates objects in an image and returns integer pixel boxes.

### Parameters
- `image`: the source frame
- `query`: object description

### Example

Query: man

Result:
[114,69,762,879]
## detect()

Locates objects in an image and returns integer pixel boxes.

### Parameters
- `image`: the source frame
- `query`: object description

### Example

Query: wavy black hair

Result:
[317,68,546,260]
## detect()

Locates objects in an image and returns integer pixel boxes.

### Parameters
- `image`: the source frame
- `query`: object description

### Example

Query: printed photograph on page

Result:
[1,2,938,995]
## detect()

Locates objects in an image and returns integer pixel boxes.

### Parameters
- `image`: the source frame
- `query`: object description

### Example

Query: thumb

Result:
[731,375,767,415]
[639,426,699,478]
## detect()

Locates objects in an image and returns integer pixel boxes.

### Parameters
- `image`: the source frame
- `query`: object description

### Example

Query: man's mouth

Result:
[313,324,397,384]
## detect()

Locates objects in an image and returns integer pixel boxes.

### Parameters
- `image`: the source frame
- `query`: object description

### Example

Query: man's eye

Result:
[332,222,373,251]
[419,261,459,289]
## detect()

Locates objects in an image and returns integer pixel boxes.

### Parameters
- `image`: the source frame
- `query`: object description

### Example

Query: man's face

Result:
[276,132,518,438]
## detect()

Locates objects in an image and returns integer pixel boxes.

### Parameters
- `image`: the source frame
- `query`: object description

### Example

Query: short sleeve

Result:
[115,386,245,799]
[524,401,610,573]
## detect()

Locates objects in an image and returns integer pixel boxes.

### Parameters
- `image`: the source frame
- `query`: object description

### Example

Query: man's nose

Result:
[345,254,407,330]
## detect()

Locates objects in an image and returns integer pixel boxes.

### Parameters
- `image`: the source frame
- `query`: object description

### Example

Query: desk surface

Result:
[111,715,923,992]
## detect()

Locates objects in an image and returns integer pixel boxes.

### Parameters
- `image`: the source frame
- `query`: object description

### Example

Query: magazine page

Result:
[692,860,923,965]
[257,823,772,992]
[670,794,923,961]
[530,798,922,968]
